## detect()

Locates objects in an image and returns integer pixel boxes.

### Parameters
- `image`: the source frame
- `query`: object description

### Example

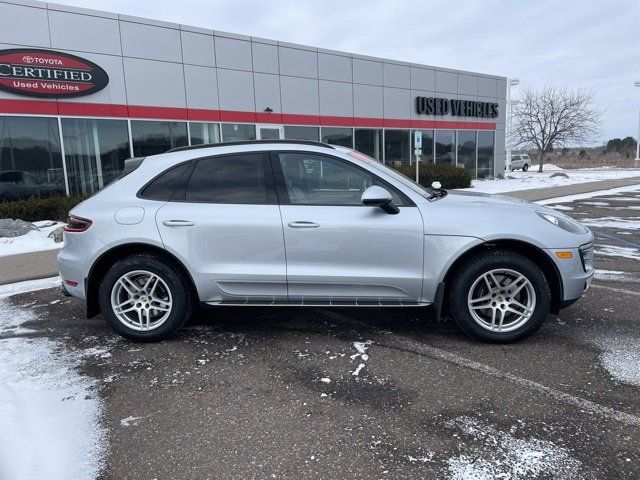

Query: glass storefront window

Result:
[284,125,319,141]
[131,121,187,157]
[384,129,410,166]
[457,130,477,177]
[354,129,383,161]
[221,123,256,142]
[0,116,65,201]
[189,122,221,145]
[61,118,130,196]
[413,130,434,164]
[435,130,455,165]
[477,131,495,178]
[321,127,353,148]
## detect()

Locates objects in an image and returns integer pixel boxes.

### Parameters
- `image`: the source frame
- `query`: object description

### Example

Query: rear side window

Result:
[140,162,191,201]
[185,153,276,204]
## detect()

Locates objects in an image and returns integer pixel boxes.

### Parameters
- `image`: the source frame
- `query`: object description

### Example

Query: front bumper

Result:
[545,243,594,304]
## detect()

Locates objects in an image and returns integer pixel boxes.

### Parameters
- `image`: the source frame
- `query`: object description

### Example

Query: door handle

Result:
[287,221,319,229]
[162,220,195,227]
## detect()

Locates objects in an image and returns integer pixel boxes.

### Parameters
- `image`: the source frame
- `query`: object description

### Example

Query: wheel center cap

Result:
[140,295,148,302]
[496,295,504,302]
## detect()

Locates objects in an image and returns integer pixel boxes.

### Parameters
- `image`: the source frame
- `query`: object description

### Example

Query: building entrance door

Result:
[256,124,284,140]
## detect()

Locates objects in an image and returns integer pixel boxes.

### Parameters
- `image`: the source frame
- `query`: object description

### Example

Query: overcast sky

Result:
[61,0,640,145]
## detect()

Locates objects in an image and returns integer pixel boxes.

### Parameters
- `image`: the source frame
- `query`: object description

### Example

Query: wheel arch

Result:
[86,242,199,318]
[441,239,563,315]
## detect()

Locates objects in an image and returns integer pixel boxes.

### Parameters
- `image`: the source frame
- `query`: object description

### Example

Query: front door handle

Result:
[162,220,195,227]
[287,221,319,229]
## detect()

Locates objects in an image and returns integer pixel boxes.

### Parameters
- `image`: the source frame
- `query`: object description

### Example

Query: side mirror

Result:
[361,186,399,215]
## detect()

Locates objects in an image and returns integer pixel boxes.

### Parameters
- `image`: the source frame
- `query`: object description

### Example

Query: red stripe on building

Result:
[0,98,497,130]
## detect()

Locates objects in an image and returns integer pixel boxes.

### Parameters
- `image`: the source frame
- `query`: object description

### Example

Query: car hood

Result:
[421,189,592,248]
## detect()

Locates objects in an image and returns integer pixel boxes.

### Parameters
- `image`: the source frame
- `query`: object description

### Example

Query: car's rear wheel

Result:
[99,254,194,341]
[523,163,529,171]
[448,250,550,343]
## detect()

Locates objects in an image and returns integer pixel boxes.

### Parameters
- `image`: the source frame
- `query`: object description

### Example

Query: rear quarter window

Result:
[139,162,191,201]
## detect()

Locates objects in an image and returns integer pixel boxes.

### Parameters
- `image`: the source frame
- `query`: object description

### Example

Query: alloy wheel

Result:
[110,270,173,331]
[467,268,536,333]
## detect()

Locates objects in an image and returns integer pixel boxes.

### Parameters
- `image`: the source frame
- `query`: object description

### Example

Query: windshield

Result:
[335,147,437,200]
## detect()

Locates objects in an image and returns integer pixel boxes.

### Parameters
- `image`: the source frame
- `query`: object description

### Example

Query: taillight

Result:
[63,215,92,233]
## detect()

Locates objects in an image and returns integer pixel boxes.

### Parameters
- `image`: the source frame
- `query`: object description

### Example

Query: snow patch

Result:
[0,221,65,257]
[594,269,640,282]
[349,340,372,376]
[446,416,586,480]
[594,245,640,261]
[536,185,640,206]
[0,337,105,480]
[547,204,574,211]
[120,416,142,427]
[590,334,640,386]
[580,216,640,231]
[0,276,60,299]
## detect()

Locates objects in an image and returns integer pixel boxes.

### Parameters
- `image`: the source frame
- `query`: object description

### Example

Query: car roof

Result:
[168,139,335,153]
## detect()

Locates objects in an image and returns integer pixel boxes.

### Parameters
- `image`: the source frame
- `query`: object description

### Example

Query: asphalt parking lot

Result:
[3,188,640,479]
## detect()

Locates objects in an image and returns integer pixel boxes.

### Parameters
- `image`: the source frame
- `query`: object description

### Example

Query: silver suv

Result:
[58,140,594,343]
[509,154,531,171]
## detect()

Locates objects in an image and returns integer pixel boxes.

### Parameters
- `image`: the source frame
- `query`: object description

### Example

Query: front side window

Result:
[185,153,275,204]
[277,152,404,206]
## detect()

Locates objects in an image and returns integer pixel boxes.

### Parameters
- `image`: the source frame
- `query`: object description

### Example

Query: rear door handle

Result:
[287,221,319,229]
[162,220,195,227]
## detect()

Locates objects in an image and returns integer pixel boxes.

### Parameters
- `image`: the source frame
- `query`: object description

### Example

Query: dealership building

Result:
[0,0,507,199]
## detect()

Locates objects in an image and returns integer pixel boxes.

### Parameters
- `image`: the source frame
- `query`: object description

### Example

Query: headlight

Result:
[536,210,589,234]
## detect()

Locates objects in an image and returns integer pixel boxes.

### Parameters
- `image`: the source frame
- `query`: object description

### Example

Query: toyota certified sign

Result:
[0,48,108,98]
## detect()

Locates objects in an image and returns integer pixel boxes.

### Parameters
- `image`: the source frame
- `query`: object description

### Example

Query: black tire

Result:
[98,253,194,342]
[448,250,551,343]
[522,164,529,171]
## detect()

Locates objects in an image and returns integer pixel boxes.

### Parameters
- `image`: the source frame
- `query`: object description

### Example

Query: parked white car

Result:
[509,154,531,171]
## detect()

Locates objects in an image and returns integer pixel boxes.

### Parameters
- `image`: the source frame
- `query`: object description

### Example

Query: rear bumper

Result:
[57,230,104,301]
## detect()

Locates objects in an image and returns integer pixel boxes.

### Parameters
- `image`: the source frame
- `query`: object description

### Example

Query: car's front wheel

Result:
[99,254,194,341]
[448,250,550,343]
[522,163,529,171]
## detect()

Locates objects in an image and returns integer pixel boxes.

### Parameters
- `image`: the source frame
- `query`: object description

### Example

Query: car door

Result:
[155,152,287,303]
[273,151,424,303]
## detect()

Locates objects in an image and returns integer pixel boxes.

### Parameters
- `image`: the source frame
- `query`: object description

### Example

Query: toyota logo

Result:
[22,55,34,63]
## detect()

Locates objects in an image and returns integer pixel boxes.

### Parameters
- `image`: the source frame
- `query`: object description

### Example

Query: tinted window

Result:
[185,153,275,204]
[131,121,188,157]
[141,162,191,201]
[277,153,404,206]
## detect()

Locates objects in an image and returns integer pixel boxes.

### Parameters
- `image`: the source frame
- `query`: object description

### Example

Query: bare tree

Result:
[511,86,601,172]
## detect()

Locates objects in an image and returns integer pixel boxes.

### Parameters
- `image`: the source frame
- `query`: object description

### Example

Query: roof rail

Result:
[167,139,336,153]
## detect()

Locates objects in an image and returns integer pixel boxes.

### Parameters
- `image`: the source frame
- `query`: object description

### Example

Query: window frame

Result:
[166,151,278,205]
[270,150,414,208]
[137,160,193,201]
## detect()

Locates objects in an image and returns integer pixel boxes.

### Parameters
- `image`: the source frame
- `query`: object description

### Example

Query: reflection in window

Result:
[131,121,187,157]
[384,129,410,166]
[190,122,221,145]
[185,153,274,204]
[457,130,477,177]
[477,131,495,178]
[413,130,434,164]
[0,116,65,201]
[62,118,130,196]
[354,129,383,161]
[435,130,455,165]
[221,123,256,142]
[284,126,319,141]
[278,152,403,206]
[321,127,353,148]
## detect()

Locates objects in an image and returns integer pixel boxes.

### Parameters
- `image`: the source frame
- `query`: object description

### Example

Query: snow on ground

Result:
[350,340,372,376]
[594,269,640,283]
[0,221,65,257]
[579,217,640,231]
[467,167,640,195]
[445,416,586,480]
[594,245,640,261]
[591,334,640,387]
[0,276,105,480]
[536,185,640,205]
